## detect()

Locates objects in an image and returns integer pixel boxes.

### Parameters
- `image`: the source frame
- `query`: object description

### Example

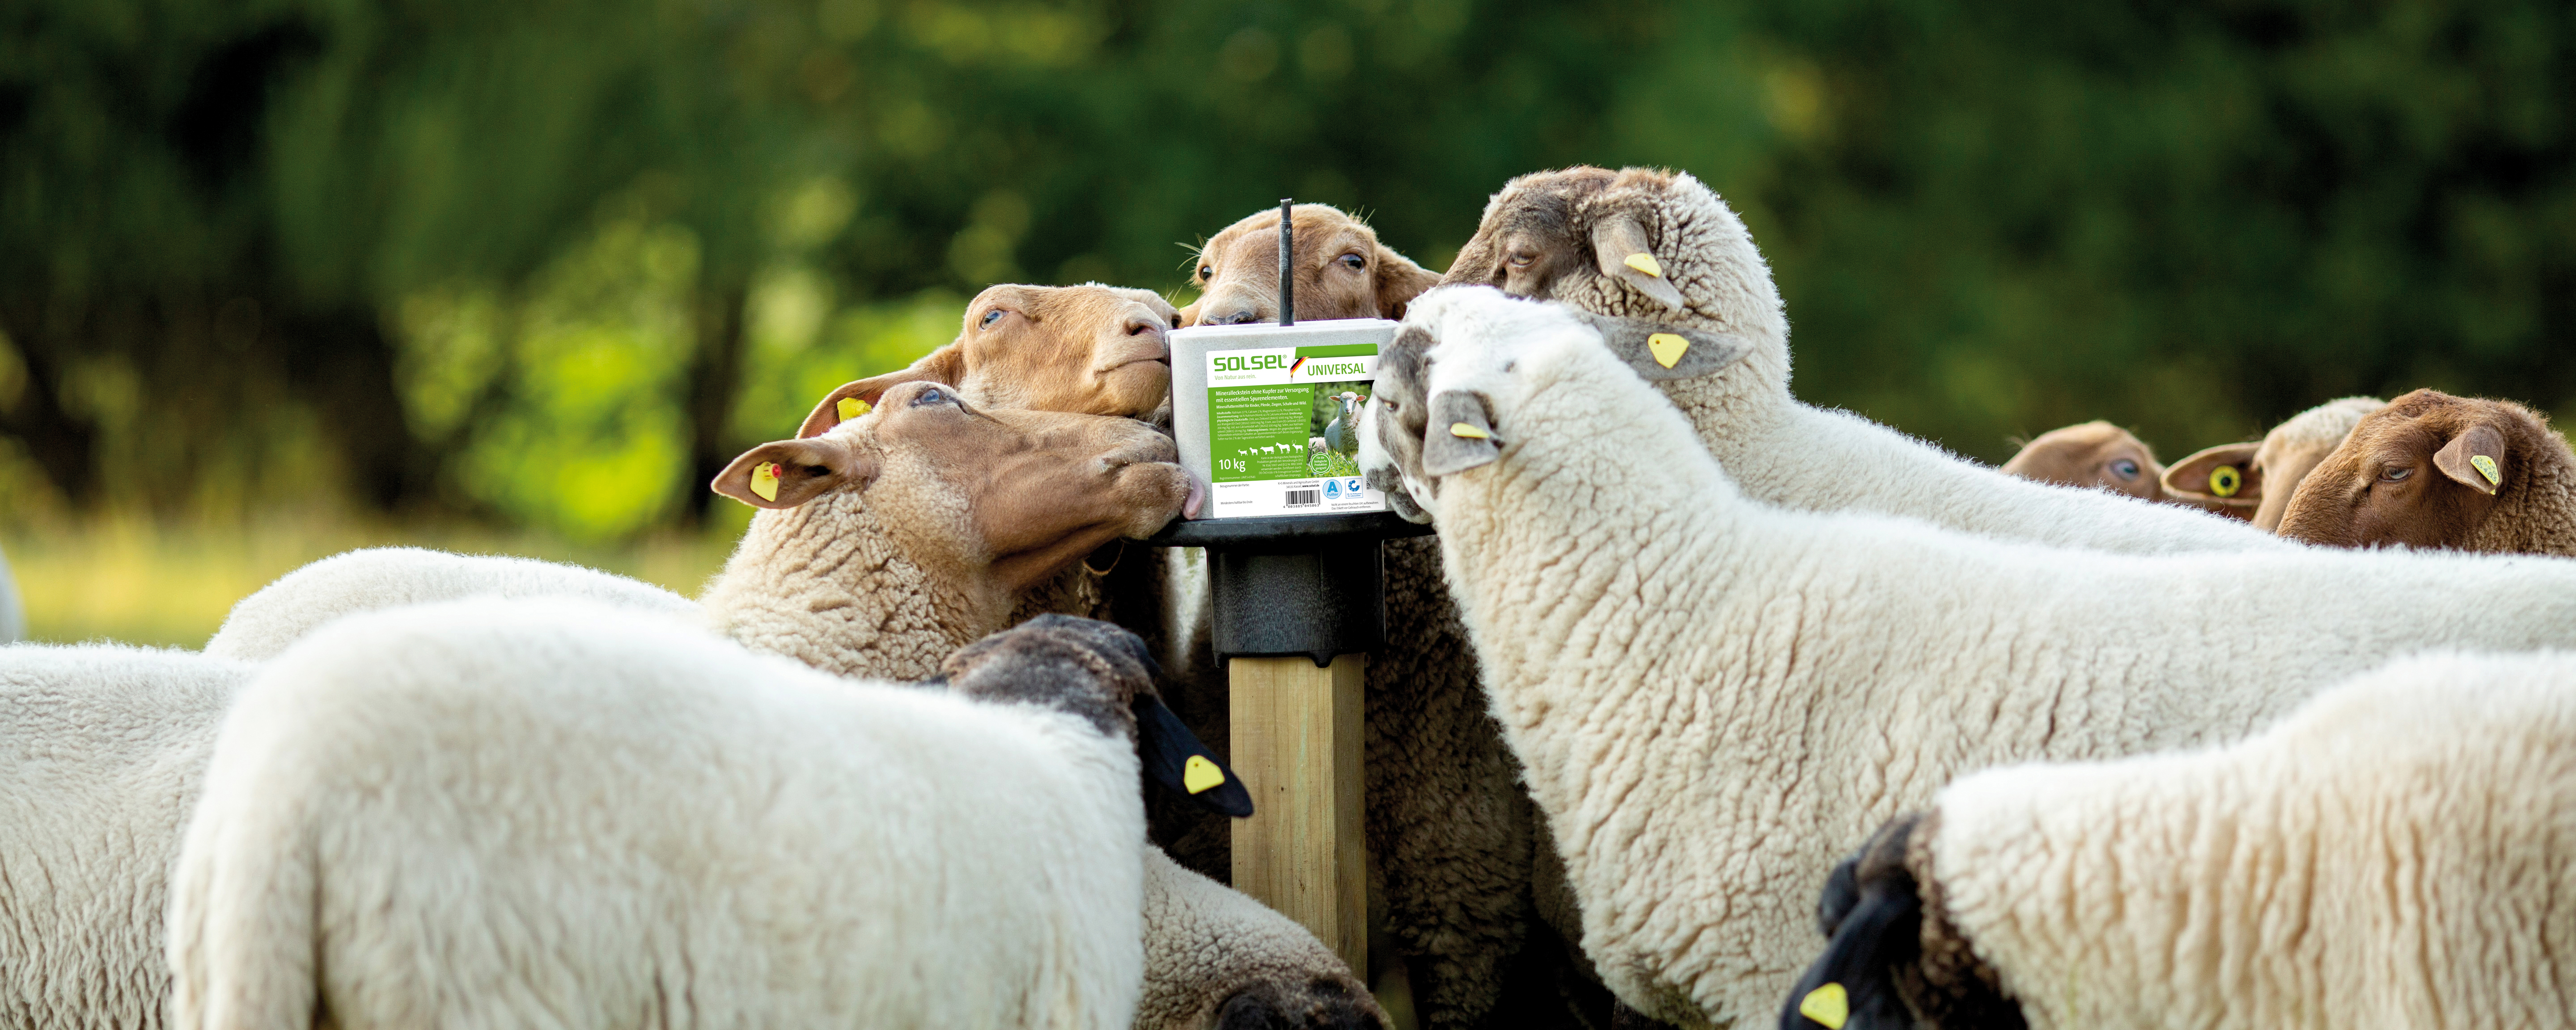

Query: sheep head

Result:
[1782,815,2023,1030]
[1999,422,2166,502]
[1358,287,1753,521]
[2164,396,2385,529]
[716,381,1200,598]
[942,614,1252,818]
[1181,203,1439,326]
[2277,388,2562,551]
[798,284,1178,437]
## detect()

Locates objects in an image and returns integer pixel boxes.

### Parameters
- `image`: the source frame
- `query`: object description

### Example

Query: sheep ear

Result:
[2161,442,2262,506]
[1780,885,1922,1030]
[2433,424,2508,496]
[712,437,875,509]
[1591,213,1686,312]
[1422,390,1501,477]
[1567,310,1752,380]
[1134,694,1253,818]
[797,346,969,438]
[1373,243,1441,320]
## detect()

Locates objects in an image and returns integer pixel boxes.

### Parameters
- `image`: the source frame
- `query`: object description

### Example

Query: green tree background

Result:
[4,0,2570,642]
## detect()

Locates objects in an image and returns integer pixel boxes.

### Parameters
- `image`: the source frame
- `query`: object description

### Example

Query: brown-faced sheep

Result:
[2275,388,2576,556]
[2162,396,2386,529]
[1179,204,1441,327]
[1998,422,2165,501]
[800,283,1178,432]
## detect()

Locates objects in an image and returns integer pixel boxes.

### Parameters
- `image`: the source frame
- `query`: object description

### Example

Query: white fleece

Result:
[0,644,251,1029]
[1381,288,2576,1028]
[204,546,696,660]
[168,599,1144,1030]
[1928,650,2576,1030]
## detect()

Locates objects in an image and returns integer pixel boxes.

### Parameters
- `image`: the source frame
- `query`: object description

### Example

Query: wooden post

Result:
[1229,652,1367,973]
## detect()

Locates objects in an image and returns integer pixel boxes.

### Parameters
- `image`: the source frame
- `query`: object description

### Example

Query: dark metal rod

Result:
[1277,197,1294,327]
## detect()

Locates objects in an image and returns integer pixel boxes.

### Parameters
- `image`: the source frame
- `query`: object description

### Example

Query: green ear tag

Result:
[1798,983,1848,1029]
[2210,465,2242,498]
[1623,252,1665,278]
[1182,755,1224,794]
[750,462,780,502]
[2471,454,2500,486]
[838,397,868,422]
[1647,333,1689,369]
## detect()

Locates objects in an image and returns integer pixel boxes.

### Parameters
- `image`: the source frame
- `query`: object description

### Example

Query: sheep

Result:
[1784,650,2576,1030]
[1438,166,2280,556]
[0,644,251,1030]
[2277,388,2576,556]
[207,546,695,660]
[2164,395,2388,529]
[1139,846,1387,1030]
[0,545,21,642]
[1359,285,2576,1029]
[1180,203,1441,327]
[169,607,1249,1030]
[798,282,1179,433]
[1997,421,2166,502]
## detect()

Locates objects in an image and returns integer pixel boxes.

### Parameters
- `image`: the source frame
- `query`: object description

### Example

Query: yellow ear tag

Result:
[750,462,780,502]
[2472,454,2500,486]
[1449,422,1492,440]
[1797,983,1849,1030]
[1182,755,1224,794]
[1648,333,1689,369]
[837,397,869,422]
[1623,252,1664,278]
[2209,465,2242,498]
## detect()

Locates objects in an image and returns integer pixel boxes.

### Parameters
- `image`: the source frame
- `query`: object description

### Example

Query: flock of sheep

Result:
[2,163,2572,1030]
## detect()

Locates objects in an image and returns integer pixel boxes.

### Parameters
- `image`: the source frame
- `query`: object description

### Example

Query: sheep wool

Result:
[1447,167,2281,557]
[1381,288,2576,1029]
[1137,845,1388,1030]
[1911,651,2576,1030]
[168,600,1147,1030]
[0,644,250,1030]
[206,545,695,659]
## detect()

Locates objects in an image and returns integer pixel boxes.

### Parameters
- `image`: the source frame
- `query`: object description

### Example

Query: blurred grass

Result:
[3,507,750,648]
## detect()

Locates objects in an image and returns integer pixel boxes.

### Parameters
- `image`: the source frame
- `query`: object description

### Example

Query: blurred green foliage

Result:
[2,0,2571,545]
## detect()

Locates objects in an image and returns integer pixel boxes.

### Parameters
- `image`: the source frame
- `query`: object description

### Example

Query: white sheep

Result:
[0,644,251,1029]
[207,546,693,660]
[1437,166,2280,556]
[169,606,1235,1030]
[2164,395,2388,528]
[1785,650,2576,1030]
[1361,286,2576,1029]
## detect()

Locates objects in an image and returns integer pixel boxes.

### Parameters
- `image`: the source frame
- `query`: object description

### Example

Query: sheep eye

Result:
[1506,252,1535,269]
[2109,459,2139,479]
[2380,465,2412,483]
[1198,265,1213,280]
[1339,253,1366,271]
[979,309,1005,329]
[913,387,947,407]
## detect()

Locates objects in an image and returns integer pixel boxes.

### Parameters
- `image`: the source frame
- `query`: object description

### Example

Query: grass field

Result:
[3,512,746,648]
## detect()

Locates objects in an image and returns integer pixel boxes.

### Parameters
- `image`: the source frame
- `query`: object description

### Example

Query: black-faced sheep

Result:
[1785,650,2576,1030]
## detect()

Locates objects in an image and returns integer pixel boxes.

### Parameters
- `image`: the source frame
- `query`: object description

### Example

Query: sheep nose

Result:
[1123,317,1170,351]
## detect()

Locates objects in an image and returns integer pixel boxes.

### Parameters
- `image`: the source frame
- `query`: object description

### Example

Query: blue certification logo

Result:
[1323,479,1343,499]
[1347,478,1365,494]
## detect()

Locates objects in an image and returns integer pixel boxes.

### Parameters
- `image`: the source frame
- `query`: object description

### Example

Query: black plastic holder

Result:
[1141,511,1434,667]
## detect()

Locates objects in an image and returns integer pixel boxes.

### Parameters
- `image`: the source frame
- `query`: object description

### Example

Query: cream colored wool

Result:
[1374,287,2576,1029]
[1924,651,2576,1030]
[207,546,695,660]
[1137,846,1386,1030]
[169,600,1148,1030]
[0,644,250,1030]
[1450,168,2282,556]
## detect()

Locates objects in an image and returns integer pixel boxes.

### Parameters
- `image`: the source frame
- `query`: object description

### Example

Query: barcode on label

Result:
[1284,490,1320,507]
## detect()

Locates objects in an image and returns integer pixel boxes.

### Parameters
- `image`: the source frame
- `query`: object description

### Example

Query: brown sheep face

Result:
[716,380,1199,595]
[1999,422,2165,501]
[1180,204,1439,327]
[1441,166,1689,313]
[797,284,1178,437]
[2276,388,2537,550]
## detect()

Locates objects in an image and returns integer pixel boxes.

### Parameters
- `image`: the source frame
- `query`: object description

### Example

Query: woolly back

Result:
[701,485,988,681]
